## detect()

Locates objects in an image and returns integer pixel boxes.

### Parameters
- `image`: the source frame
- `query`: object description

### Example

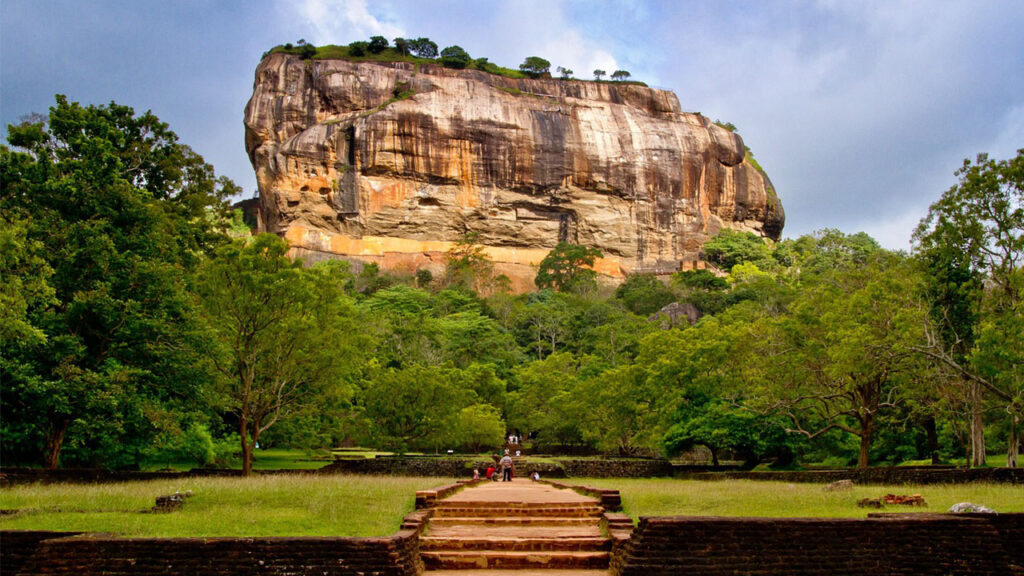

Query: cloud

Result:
[291,0,404,45]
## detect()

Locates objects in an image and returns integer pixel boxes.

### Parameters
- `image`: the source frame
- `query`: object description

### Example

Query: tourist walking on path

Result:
[500,453,513,481]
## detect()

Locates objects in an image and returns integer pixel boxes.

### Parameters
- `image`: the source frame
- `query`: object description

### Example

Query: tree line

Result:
[2,96,1021,475]
[274,37,633,83]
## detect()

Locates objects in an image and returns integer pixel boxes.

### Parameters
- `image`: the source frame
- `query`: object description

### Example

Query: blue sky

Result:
[3,0,1022,249]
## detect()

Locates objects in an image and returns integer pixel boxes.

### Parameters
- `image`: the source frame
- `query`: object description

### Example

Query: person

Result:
[485,465,496,481]
[472,469,480,480]
[531,471,540,480]
[500,453,514,482]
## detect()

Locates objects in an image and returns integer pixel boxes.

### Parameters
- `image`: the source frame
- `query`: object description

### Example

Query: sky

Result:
[2,0,1022,250]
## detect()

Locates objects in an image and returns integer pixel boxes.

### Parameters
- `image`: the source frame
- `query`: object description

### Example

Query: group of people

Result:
[473,445,539,482]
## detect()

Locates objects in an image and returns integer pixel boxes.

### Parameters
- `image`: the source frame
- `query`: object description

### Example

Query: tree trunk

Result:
[923,416,939,465]
[857,419,874,470]
[240,417,252,476]
[1008,414,1020,469]
[45,419,69,470]
[709,446,719,467]
[969,380,986,467]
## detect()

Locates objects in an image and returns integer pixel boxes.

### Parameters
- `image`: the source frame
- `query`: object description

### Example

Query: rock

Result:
[948,502,996,514]
[245,55,784,291]
[857,497,884,508]
[650,301,702,328]
[824,479,854,491]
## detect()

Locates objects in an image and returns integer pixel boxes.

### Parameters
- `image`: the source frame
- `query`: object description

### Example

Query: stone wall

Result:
[558,458,673,478]
[614,514,1024,576]
[680,466,1024,485]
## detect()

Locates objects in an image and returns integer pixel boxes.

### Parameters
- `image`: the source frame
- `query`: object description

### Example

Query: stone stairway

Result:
[420,479,612,574]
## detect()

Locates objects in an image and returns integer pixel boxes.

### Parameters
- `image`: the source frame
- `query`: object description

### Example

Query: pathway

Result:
[420,478,613,575]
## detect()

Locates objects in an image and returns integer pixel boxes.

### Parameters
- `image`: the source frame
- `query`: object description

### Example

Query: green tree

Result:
[593,69,606,81]
[348,41,369,57]
[556,66,573,79]
[439,45,472,69]
[360,364,471,452]
[367,35,389,54]
[610,70,631,81]
[445,232,494,293]
[535,242,603,293]
[614,273,676,315]
[410,37,438,59]
[701,229,775,272]
[914,149,1024,466]
[519,56,551,78]
[194,234,366,474]
[393,37,411,56]
[759,251,927,469]
[0,96,234,468]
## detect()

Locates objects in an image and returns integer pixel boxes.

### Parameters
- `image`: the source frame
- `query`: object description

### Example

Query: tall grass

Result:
[0,474,454,537]
[571,478,1024,520]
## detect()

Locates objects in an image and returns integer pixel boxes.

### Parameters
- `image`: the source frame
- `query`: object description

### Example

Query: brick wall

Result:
[615,514,1024,576]
[681,466,1024,485]
[2,507,432,576]
[557,458,673,478]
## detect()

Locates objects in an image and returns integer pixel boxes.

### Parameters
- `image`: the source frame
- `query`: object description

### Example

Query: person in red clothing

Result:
[485,465,496,481]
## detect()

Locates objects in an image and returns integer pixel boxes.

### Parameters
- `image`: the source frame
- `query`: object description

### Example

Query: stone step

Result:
[428,516,601,528]
[421,550,610,570]
[432,505,603,518]
[420,536,611,552]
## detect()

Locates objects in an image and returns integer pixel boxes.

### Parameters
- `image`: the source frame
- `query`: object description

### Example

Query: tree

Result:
[410,37,438,59]
[593,69,606,81]
[702,229,775,272]
[367,35,389,54]
[759,251,927,469]
[194,235,366,474]
[1,96,235,468]
[614,273,676,316]
[556,66,573,80]
[393,37,411,56]
[348,41,369,57]
[519,56,551,78]
[360,365,471,453]
[535,242,603,293]
[445,232,494,293]
[439,45,472,69]
[914,149,1024,466]
[610,70,631,81]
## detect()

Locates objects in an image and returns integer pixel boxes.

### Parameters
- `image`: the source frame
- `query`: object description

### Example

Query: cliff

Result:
[244,54,784,289]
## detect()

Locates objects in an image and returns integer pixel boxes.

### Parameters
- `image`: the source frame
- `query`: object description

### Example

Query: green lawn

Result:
[569,478,1024,520]
[0,474,455,537]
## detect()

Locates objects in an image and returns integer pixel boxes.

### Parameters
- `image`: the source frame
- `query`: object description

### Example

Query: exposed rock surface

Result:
[245,54,784,289]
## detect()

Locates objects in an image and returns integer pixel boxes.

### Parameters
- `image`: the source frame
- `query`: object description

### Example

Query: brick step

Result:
[428,516,601,527]
[420,536,611,552]
[436,500,597,510]
[432,506,603,518]
[423,571,610,576]
[425,524,603,539]
[422,550,610,570]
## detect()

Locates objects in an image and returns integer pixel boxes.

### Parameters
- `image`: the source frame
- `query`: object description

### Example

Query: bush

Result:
[440,45,471,69]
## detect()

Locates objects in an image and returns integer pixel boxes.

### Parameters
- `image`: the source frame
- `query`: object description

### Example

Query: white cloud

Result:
[291,0,404,45]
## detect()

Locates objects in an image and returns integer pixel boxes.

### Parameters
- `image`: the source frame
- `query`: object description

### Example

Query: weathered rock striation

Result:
[245,54,784,289]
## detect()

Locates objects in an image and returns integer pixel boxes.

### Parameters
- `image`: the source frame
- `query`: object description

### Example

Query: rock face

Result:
[245,54,784,290]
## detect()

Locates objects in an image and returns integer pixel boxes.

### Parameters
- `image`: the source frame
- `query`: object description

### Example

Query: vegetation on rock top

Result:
[266,36,647,86]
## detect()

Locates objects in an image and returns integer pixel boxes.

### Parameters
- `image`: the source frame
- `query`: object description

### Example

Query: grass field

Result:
[0,474,455,537]
[568,478,1024,520]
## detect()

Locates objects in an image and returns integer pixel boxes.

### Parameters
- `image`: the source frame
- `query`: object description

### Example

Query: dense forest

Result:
[2,97,1021,475]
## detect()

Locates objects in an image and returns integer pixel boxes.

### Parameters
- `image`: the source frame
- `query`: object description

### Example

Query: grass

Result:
[0,474,455,537]
[567,478,1024,521]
